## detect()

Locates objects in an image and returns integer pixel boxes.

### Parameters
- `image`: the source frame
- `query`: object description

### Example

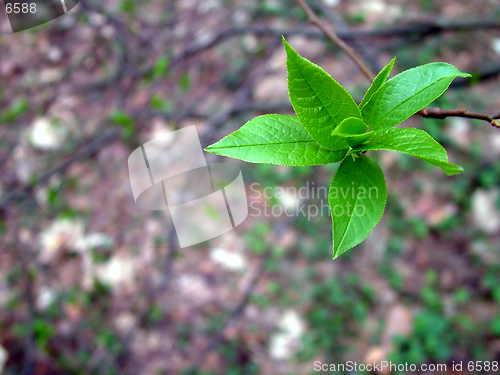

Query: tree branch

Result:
[420,108,500,128]
[297,0,374,80]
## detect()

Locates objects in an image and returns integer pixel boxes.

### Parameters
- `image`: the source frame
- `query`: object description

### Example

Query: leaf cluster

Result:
[206,37,469,258]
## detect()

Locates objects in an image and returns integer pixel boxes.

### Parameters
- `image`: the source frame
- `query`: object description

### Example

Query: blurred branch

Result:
[0,98,293,216]
[186,220,291,374]
[75,9,500,95]
[79,0,130,107]
[169,19,500,59]
[4,7,500,214]
[296,0,500,128]
[316,18,500,40]
[310,0,382,72]
[3,93,499,216]
[0,127,120,215]
[123,18,500,86]
[7,209,37,375]
[297,0,374,80]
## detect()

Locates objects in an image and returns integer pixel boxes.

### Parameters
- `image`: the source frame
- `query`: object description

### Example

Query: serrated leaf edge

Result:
[331,156,387,258]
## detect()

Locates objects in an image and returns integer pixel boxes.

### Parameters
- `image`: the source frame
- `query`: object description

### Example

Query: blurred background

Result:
[1,0,500,374]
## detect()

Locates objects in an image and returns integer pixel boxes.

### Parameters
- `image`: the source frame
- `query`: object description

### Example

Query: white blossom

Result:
[269,310,306,359]
[38,219,85,263]
[491,38,500,55]
[472,189,500,234]
[29,117,66,150]
[76,232,114,252]
[94,255,136,289]
[210,247,247,272]
[36,286,56,310]
[0,344,8,374]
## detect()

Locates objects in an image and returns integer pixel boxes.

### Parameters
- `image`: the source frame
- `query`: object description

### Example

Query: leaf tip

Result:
[446,165,464,176]
[386,56,396,69]
[282,36,293,53]
[331,242,356,260]
[450,64,471,78]
[282,37,301,60]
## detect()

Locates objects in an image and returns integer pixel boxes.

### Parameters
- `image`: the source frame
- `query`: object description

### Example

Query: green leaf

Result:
[346,132,375,148]
[283,37,362,150]
[328,117,369,151]
[351,128,463,175]
[205,114,348,166]
[110,110,135,139]
[119,0,136,13]
[329,155,387,258]
[1,98,29,123]
[153,55,170,78]
[150,94,173,111]
[362,62,470,130]
[360,57,395,109]
[333,117,368,135]
[179,73,191,92]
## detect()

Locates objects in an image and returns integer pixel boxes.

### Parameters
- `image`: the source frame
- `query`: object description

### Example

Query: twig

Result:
[420,108,500,128]
[297,0,374,80]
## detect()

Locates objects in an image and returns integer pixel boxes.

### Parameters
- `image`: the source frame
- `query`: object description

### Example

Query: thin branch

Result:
[420,107,500,128]
[311,0,382,72]
[297,0,374,80]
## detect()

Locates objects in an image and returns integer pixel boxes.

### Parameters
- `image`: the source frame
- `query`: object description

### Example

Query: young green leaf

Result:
[350,128,463,175]
[329,155,387,258]
[205,114,348,166]
[362,62,471,130]
[360,57,396,110]
[283,37,362,150]
[333,117,368,135]
[345,132,375,148]
[328,117,369,150]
